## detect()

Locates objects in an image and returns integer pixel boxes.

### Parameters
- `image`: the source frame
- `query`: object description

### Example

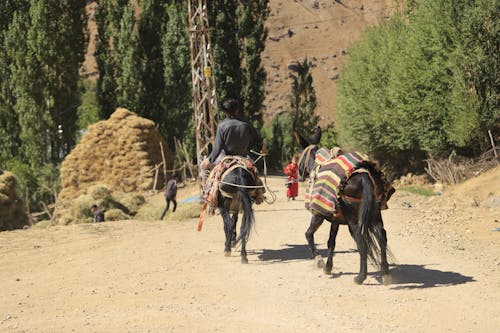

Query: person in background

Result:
[284,156,299,201]
[91,204,105,223]
[160,175,178,220]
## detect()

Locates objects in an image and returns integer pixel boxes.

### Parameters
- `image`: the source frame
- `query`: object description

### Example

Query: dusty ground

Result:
[1,167,499,333]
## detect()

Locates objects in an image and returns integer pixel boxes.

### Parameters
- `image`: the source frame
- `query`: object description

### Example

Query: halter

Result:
[297,144,317,181]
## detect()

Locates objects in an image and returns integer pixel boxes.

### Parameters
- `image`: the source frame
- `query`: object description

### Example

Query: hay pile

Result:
[55,108,173,224]
[56,184,147,225]
[0,171,29,231]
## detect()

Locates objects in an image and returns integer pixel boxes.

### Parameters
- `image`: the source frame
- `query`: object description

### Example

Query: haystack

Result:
[54,108,173,224]
[0,171,29,231]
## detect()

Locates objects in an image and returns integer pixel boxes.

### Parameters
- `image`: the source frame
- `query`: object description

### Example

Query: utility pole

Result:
[187,0,217,182]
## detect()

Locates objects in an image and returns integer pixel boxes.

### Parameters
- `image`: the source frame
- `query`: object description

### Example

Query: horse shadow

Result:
[383,264,475,289]
[253,244,356,263]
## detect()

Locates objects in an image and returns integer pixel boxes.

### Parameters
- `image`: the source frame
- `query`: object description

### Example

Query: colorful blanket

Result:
[204,156,258,216]
[305,151,372,217]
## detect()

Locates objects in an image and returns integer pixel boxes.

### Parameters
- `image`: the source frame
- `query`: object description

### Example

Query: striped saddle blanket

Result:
[305,151,373,217]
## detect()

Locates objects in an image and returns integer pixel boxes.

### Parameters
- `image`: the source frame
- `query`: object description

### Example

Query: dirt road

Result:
[1,173,499,332]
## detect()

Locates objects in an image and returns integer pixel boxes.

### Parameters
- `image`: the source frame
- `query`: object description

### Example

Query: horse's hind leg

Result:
[220,207,232,256]
[230,213,238,248]
[305,214,324,268]
[377,212,391,285]
[240,220,248,264]
[324,222,339,275]
[353,223,368,285]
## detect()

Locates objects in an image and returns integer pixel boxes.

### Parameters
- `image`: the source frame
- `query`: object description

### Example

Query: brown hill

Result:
[263,0,398,125]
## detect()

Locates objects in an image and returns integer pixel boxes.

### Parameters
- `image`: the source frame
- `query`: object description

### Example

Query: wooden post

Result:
[488,130,498,160]
[153,164,159,192]
[159,141,168,183]
[181,141,196,179]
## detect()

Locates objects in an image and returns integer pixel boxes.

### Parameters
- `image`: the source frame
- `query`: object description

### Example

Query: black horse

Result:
[217,166,256,264]
[296,130,392,285]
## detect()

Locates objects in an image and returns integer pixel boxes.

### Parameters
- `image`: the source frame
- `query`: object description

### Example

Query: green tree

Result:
[162,1,192,147]
[138,0,168,121]
[209,0,242,102]
[115,3,143,111]
[0,1,29,164]
[237,0,269,129]
[95,0,128,118]
[336,0,496,169]
[289,58,319,140]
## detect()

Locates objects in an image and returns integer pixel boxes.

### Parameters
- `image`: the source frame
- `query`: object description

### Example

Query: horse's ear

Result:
[308,126,322,145]
[294,131,311,149]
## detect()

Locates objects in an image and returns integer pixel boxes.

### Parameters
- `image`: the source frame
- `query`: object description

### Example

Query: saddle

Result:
[305,151,394,218]
[203,156,264,216]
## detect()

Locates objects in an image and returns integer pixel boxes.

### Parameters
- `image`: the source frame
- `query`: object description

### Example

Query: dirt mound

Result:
[0,171,29,231]
[55,108,173,224]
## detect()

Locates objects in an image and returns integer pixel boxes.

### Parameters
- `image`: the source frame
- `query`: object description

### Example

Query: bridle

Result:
[297,144,317,181]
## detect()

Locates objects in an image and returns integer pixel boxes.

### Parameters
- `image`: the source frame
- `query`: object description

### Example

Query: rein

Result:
[298,144,316,181]
[218,150,277,204]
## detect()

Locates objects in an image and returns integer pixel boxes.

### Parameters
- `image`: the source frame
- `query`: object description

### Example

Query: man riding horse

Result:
[200,98,266,206]
[199,98,266,263]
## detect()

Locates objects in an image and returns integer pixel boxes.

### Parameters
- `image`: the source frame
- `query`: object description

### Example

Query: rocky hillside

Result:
[262,0,398,125]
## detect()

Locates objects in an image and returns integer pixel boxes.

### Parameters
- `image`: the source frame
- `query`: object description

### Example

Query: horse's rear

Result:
[340,169,392,285]
[218,167,256,264]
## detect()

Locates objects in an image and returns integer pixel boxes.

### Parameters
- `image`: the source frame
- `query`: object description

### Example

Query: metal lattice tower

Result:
[187,0,217,179]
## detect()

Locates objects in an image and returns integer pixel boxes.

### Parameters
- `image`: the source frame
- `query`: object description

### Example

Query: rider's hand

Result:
[201,158,211,170]
[260,146,269,155]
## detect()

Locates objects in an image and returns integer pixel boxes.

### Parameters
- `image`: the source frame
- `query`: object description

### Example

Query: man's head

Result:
[220,99,240,117]
[91,204,97,212]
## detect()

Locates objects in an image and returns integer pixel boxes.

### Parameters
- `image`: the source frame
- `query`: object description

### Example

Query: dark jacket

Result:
[209,116,263,163]
[165,179,177,199]
[93,210,105,223]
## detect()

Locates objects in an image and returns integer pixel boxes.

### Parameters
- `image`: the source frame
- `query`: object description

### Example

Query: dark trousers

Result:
[160,197,177,220]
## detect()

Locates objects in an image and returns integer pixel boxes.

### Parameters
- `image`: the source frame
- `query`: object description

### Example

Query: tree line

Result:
[0,0,271,211]
[336,0,498,171]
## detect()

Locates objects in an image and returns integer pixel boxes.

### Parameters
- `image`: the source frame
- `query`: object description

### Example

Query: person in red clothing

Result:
[284,156,299,201]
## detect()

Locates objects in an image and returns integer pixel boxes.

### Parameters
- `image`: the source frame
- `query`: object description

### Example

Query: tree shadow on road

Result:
[386,264,475,289]
[253,244,356,263]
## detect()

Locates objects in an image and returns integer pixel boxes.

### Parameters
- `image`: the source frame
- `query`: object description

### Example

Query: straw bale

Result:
[113,192,145,214]
[0,171,29,231]
[104,209,130,221]
[54,108,174,224]
[88,185,112,200]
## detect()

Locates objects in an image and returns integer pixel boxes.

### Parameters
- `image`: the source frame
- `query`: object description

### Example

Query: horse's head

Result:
[294,126,321,181]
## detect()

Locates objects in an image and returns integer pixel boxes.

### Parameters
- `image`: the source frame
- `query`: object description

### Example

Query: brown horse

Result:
[296,130,393,285]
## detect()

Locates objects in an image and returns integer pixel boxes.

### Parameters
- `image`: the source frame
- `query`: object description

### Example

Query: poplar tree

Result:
[0,1,29,164]
[95,0,128,118]
[115,3,143,111]
[138,0,167,121]
[162,1,192,145]
[237,0,269,129]
[209,0,242,103]
[289,58,319,136]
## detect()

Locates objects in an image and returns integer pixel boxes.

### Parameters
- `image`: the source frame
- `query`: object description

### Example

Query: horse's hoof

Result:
[353,276,365,285]
[323,266,332,275]
[314,255,325,269]
[382,274,392,286]
[241,256,248,264]
[224,251,231,257]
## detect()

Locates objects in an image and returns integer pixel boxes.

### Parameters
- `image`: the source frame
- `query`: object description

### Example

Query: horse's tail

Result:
[234,172,255,245]
[358,173,383,269]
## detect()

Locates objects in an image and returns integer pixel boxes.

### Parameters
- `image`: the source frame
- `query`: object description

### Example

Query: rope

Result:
[297,145,316,181]
[216,151,277,204]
